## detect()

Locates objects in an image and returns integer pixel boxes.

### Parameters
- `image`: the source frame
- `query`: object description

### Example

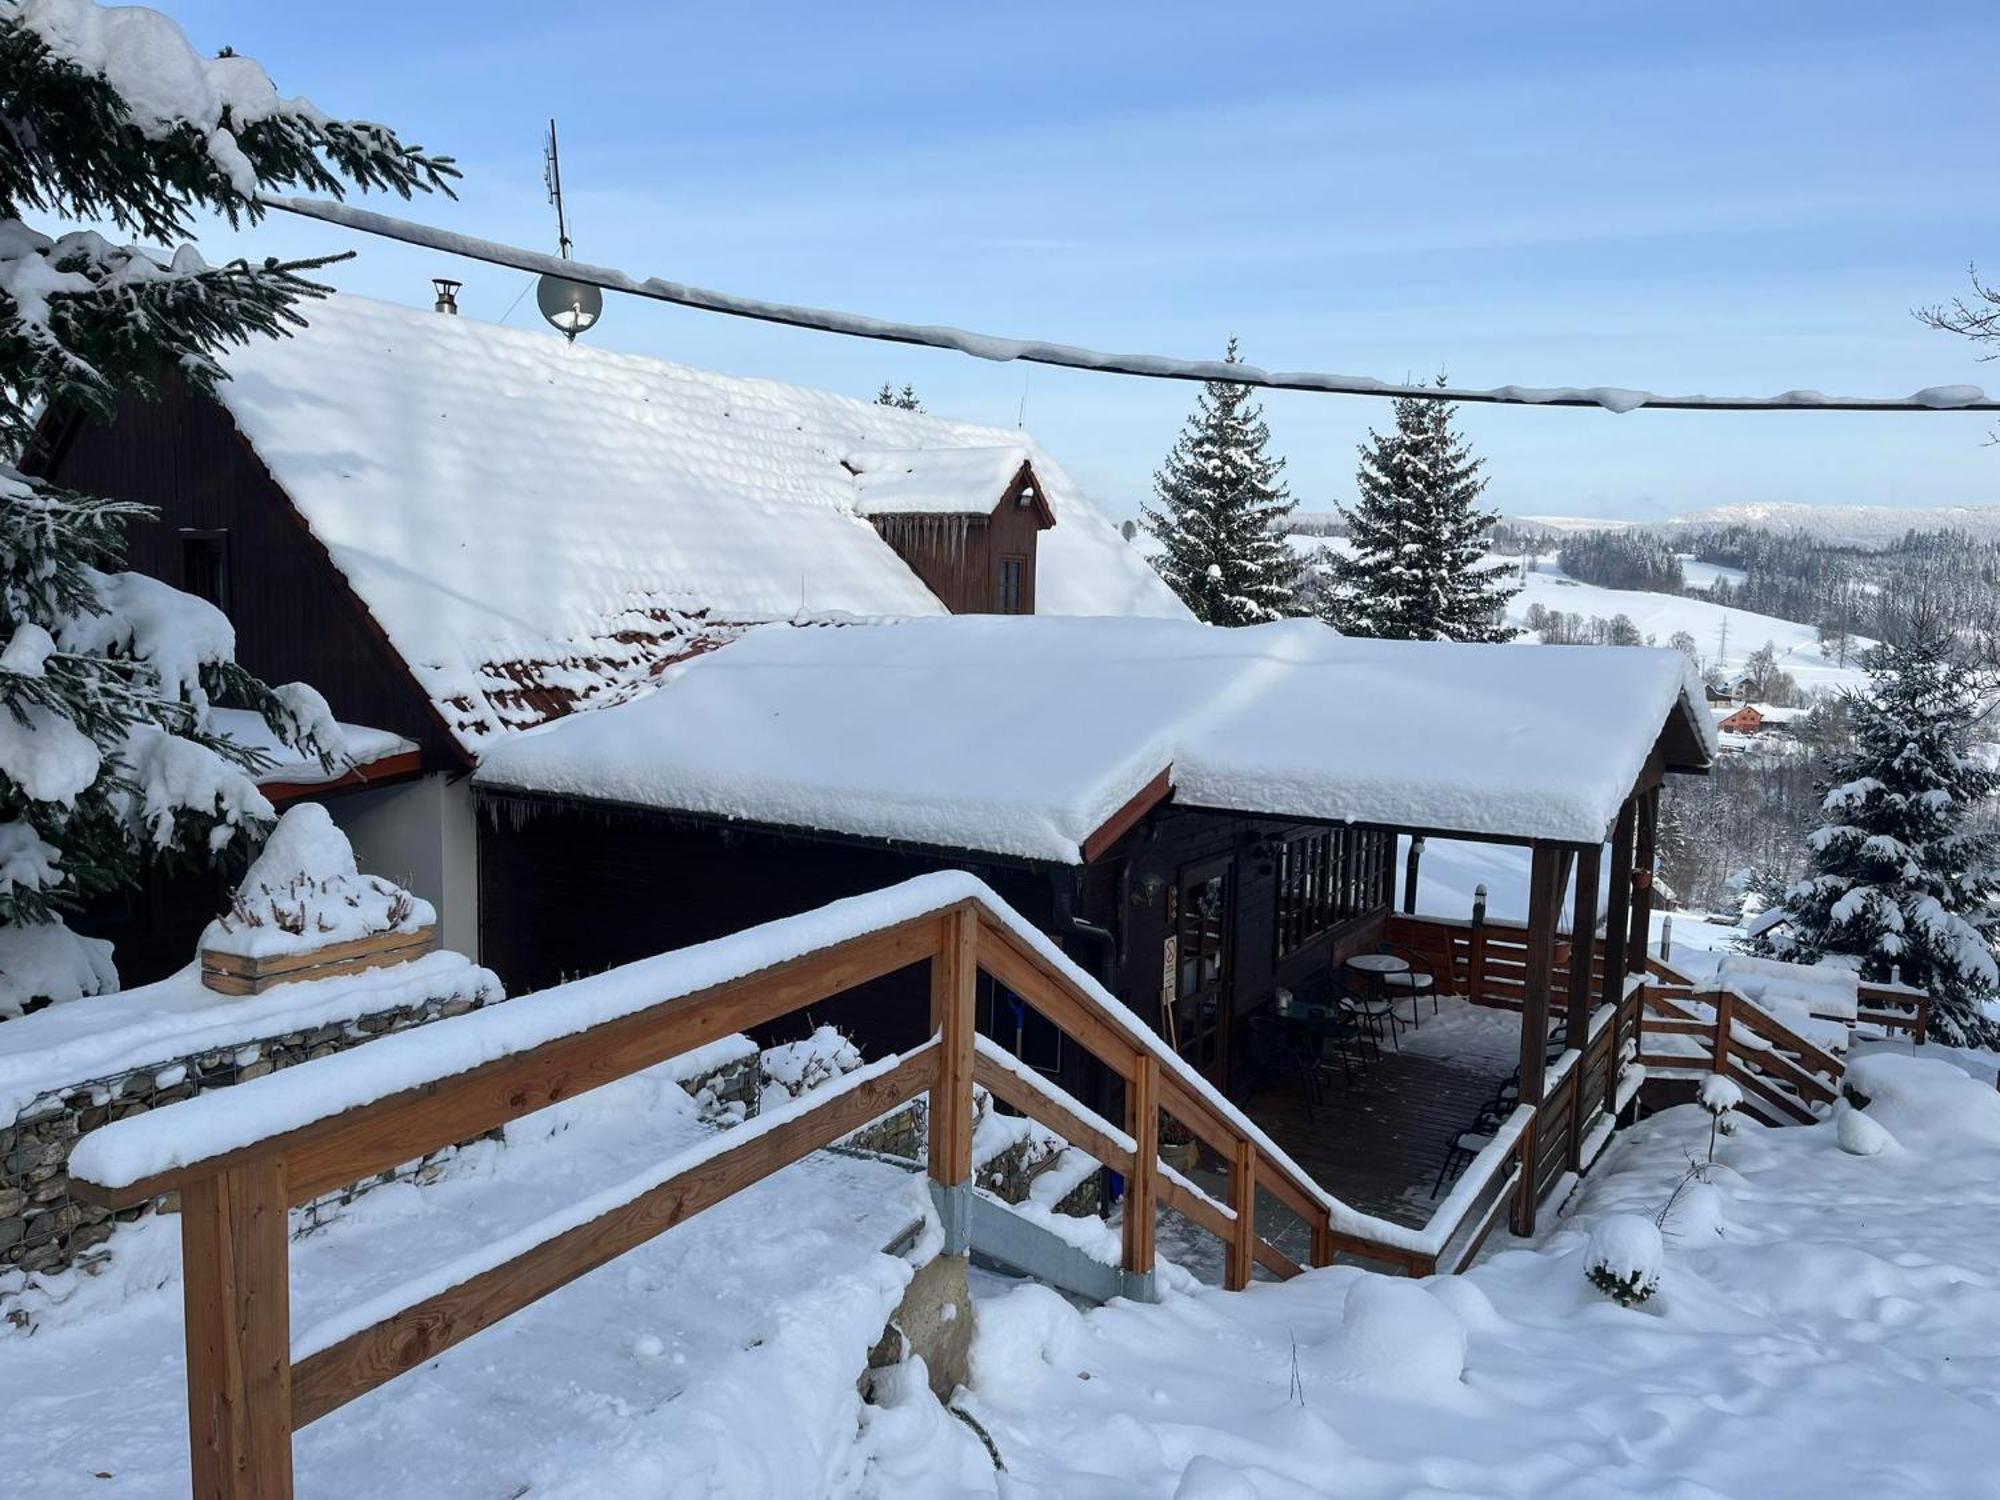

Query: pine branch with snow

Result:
[1139,338,1304,626]
[1325,378,1518,642]
[0,0,452,1017]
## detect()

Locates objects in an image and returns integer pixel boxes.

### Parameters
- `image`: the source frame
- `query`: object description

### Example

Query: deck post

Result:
[1123,1054,1158,1286]
[1566,843,1601,1171]
[1225,1138,1256,1291]
[1602,795,1636,988]
[180,1161,294,1500]
[1712,988,1734,1075]
[929,904,979,1235]
[1511,844,1563,1238]
[1627,786,1659,972]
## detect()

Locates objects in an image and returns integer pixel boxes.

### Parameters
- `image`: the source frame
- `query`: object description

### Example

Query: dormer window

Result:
[846,447,1055,615]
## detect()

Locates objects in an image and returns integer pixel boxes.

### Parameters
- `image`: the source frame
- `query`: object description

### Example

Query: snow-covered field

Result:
[1505,559,1869,696]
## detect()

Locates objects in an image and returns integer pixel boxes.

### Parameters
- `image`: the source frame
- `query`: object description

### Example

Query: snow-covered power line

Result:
[267,195,2000,415]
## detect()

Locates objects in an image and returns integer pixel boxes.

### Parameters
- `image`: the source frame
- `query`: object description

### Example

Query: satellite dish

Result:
[537,275,602,339]
[537,119,602,342]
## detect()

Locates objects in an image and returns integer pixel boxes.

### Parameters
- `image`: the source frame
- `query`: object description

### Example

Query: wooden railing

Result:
[68,873,1504,1499]
[1636,984,1846,1125]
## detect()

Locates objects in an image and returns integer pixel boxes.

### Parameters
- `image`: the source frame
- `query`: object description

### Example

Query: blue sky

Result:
[176,1,2000,522]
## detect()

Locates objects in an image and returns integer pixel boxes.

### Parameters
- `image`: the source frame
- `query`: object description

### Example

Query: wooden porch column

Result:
[1511,844,1564,1238]
[1628,786,1660,970]
[1565,843,1601,1173]
[1123,1055,1158,1279]
[929,905,978,1189]
[1602,796,1636,991]
[181,1161,294,1500]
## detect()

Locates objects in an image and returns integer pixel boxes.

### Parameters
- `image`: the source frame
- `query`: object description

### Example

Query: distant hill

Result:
[1506,502,2000,549]
[1661,502,2000,548]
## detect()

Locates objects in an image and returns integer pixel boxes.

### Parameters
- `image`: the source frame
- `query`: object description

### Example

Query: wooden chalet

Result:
[22,292,1178,982]
[475,614,1718,1238]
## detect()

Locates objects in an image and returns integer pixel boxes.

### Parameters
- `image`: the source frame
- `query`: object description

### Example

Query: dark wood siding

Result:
[475,792,1394,1113]
[31,386,460,766]
[474,793,1105,1090]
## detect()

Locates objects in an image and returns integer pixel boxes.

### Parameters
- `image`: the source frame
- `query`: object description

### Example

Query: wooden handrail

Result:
[79,874,1472,1497]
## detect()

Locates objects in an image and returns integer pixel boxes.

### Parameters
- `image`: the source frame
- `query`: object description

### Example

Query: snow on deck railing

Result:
[71,866,1488,1268]
[289,1040,938,1363]
[266,196,2000,416]
[72,873,986,1191]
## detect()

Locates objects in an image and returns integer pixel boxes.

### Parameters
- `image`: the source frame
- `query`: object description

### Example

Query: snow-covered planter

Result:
[1584,1214,1663,1308]
[198,805,436,995]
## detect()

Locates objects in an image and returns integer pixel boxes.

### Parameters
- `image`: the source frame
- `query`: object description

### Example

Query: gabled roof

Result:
[846,446,1046,521]
[475,616,1718,863]
[212,295,1186,754]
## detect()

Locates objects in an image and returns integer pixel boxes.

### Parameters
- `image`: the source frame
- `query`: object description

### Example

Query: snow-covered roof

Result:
[212,295,1186,755]
[475,616,1716,862]
[846,446,1035,517]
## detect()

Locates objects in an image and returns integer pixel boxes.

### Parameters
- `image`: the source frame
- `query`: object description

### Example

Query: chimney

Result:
[432,277,462,315]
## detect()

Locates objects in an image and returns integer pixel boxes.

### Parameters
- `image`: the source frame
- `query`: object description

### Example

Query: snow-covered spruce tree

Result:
[0,1,454,1017]
[1327,380,1518,641]
[874,382,922,411]
[1140,340,1302,625]
[1749,629,2000,1046]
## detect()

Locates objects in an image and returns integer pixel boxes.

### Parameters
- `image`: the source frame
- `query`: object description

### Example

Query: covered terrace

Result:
[476,612,1718,1251]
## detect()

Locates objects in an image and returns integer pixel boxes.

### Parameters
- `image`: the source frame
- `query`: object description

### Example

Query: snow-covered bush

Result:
[201,803,433,958]
[1585,1214,1664,1308]
[1835,1100,1894,1157]
[759,1025,862,1110]
[1842,1053,2000,1151]
[1325,1278,1467,1395]
[0,0,453,1017]
[1697,1073,1743,1158]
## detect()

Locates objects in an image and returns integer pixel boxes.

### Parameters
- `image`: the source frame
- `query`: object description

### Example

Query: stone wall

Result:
[2,985,501,1278]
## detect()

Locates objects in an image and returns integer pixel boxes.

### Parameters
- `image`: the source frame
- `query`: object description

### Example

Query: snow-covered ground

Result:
[10,1007,2000,1496]
[3,1063,934,1498]
[1505,558,1868,697]
[961,1047,2000,1497]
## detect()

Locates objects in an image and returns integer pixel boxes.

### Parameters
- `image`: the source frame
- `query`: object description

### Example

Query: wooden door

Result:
[1172,856,1235,1085]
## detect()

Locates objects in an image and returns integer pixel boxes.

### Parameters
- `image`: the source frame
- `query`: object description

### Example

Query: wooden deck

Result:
[1242,997,1525,1231]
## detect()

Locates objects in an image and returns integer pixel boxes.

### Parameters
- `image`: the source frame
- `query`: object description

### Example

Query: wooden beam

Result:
[181,1161,294,1500]
[1123,1055,1158,1277]
[929,904,979,1187]
[1512,843,1563,1238]
[74,915,943,1210]
[972,1049,1135,1175]
[1602,795,1636,986]
[972,913,1138,1081]
[260,748,425,805]
[1565,843,1602,1175]
[1080,765,1172,864]
[1225,1139,1257,1291]
[292,1046,937,1428]
[1629,786,1660,968]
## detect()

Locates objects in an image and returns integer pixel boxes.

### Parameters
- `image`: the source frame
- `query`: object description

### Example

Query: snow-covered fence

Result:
[66,871,1497,1499]
[1635,982,1852,1125]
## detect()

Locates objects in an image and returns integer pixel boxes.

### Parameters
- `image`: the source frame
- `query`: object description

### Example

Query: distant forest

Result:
[1552,525,2000,650]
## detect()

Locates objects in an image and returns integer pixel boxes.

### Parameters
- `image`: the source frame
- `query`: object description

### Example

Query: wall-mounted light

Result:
[1132,873,1165,907]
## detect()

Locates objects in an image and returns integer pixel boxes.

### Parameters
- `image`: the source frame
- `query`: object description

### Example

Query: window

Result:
[997,555,1026,614]
[180,530,230,614]
[1275,827,1392,958]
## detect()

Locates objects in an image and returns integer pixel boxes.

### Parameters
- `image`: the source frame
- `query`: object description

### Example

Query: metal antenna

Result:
[543,118,572,259]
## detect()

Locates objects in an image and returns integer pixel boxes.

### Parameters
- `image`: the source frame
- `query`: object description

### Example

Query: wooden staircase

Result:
[1629,955,1927,1126]
[65,873,1538,1500]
